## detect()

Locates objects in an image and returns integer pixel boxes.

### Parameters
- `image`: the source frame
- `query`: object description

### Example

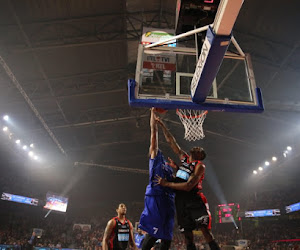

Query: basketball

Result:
[154,108,168,114]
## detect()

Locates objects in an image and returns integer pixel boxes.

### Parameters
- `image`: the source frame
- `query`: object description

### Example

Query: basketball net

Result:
[176,109,208,141]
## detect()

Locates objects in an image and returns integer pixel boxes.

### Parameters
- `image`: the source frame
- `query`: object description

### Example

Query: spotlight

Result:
[287,146,292,151]
[22,145,28,150]
[30,143,34,148]
[3,115,9,121]
[15,139,21,144]
[2,127,8,132]
[28,151,34,157]
[258,167,263,171]
[33,155,38,160]
[265,161,270,166]
[272,156,277,161]
[283,152,287,158]
[253,170,258,174]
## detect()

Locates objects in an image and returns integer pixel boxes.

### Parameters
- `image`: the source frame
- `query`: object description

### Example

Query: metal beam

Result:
[7,10,174,53]
[74,162,148,175]
[7,1,68,156]
[0,10,174,27]
[13,38,127,52]
[0,54,66,156]
[164,119,263,150]
[50,114,149,130]
[27,68,126,82]
[263,44,299,90]
[68,138,146,152]
[0,89,126,107]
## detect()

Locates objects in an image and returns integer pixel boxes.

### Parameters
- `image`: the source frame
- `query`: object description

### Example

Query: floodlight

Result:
[33,156,38,160]
[3,115,9,121]
[2,127,8,132]
[28,151,34,157]
[22,145,28,150]
[30,143,34,148]
[265,161,270,166]
[253,170,257,174]
[15,139,21,144]
[287,146,292,151]
[258,167,263,171]
[272,156,277,161]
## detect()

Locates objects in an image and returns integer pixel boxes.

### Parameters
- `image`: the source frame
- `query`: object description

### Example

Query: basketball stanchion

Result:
[176,109,208,141]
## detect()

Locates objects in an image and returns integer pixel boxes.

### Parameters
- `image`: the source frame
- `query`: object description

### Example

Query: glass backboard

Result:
[128,42,263,113]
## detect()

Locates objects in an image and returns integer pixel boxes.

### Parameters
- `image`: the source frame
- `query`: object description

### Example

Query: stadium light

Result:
[3,115,9,121]
[2,126,8,132]
[272,156,277,161]
[15,139,21,144]
[28,151,34,157]
[287,146,292,151]
[258,167,263,171]
[265,161,270,166]
[22,145,28,150]
[30,143,34,148]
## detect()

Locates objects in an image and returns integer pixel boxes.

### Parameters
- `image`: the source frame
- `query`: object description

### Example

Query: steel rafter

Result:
[7,10,174,53]
[0,54,66,156]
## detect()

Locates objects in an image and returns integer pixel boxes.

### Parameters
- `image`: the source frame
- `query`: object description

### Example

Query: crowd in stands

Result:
[0,161,299,249]
[0,199,299,249]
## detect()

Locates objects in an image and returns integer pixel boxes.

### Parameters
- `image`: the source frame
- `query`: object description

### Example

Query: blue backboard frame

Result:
[128,79,264,113]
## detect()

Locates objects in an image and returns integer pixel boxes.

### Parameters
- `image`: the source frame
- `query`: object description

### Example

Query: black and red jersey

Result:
[109,217,131,250]
[175,154,205,194]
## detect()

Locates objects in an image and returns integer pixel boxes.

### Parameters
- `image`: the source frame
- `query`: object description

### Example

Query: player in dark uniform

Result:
[102,203,137,250]
[139,108,176,250]
[155,117,220,250]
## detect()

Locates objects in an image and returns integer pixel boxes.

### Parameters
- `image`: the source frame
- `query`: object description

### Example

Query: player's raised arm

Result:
[102,219,116,250]
[156,117,186,158]
[149,108,159,159]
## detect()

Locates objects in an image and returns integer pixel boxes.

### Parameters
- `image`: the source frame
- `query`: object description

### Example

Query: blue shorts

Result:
[139,194,175,241]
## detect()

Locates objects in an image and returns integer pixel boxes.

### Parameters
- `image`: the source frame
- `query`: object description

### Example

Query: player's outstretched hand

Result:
[154,174,168,187]
[154,115,163,125]
[167,157,178,170]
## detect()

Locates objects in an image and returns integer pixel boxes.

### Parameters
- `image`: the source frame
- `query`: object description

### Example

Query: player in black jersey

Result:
[102,203,138,250]
[154,118,220,250]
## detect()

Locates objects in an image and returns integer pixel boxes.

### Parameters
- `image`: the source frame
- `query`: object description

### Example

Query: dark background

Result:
[0,0,299,215]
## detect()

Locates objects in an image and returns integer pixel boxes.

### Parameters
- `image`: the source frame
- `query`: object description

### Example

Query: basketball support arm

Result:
[191,0,244,103]
[128,0,264,113]
[145,0,245,104]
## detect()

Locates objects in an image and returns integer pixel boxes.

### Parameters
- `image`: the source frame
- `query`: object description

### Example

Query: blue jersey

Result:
[145,150,174,197]
[139,150,175,241]
[134,233,145,248]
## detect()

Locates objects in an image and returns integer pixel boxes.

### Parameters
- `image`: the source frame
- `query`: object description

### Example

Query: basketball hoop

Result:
[176,109,208,141]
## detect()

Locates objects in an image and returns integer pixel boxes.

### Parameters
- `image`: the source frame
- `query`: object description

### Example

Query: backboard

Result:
[128,41,264,113]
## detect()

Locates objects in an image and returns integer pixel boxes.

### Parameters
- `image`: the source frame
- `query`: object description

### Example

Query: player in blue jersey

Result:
[138,108,176,250]
[134,228,145,249]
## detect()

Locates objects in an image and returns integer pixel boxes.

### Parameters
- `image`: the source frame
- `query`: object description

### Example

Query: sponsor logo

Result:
[195,215,209,226]
[191,38,211,96]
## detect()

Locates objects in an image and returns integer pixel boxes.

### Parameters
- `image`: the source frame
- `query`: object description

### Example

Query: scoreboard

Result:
[216,203,240,223]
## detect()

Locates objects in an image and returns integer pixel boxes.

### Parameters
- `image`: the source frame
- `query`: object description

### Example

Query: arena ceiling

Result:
[0,0,299,203]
